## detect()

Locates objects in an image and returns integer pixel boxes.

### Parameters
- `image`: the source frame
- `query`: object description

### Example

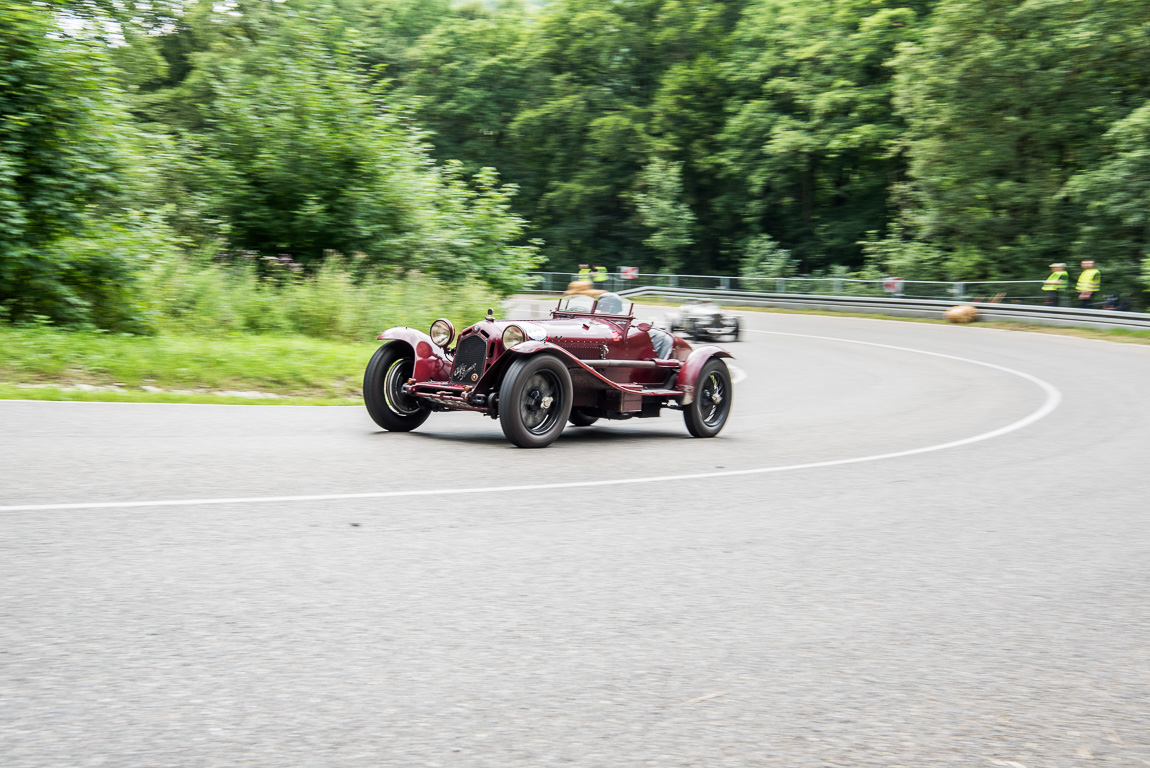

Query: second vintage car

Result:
[363,293,733,448]
[663,298,741,342]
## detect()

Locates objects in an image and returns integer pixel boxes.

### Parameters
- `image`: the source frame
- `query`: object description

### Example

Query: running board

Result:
[583,359,681,369]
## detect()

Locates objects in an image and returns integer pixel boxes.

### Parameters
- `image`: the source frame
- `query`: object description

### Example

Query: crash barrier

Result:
[524,272,1065,304]
[616,287,1150,333]
[521,272,1150,332]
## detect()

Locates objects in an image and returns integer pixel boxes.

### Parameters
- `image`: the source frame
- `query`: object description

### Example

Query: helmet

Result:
[596,293,624,314]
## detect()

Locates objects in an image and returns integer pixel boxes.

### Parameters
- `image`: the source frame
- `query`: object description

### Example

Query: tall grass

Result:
[0,324,369,395]
[138,256,500,340]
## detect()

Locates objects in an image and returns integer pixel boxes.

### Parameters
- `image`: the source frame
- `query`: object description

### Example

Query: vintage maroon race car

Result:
[363,292,733,448]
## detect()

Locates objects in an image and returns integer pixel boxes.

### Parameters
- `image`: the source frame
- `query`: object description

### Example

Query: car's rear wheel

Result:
[683,358,732,438]
[499,355,573,448]
[731,319,741,342]
[569,409,599,427]
[363,343,430,432]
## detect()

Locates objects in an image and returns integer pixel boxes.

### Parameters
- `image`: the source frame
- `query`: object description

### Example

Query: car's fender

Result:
[376,327,452,382]
[676,345,734,404]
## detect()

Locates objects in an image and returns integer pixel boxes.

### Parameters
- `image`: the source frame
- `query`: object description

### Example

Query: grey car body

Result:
[662,298,741,342]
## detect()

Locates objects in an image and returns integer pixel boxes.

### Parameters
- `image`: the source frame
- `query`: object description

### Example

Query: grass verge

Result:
[0,325,372,404]
[0,384,360,406]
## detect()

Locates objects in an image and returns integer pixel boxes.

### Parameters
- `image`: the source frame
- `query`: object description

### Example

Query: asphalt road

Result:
[2,308,1148,767]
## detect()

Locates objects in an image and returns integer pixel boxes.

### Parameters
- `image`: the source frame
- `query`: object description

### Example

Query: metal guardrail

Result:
[615,287,1150,332]
[524,272,1060,305]
[520,272,1150,332]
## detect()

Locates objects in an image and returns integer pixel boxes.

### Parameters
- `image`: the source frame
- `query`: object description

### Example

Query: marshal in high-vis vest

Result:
[1076,260,1101,308]
[1042,263,1068,306]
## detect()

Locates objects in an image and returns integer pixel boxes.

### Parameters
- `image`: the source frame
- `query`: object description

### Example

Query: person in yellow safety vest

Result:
[592,264,609,283]
[1076,259,1101,308]
[1042,262,1068,307]
[576,264,591,281]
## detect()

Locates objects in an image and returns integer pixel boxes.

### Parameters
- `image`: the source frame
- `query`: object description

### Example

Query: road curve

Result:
[2,310,1148,767]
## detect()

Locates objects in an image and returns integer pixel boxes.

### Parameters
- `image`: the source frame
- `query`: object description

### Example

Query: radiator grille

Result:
[451,334,487,384]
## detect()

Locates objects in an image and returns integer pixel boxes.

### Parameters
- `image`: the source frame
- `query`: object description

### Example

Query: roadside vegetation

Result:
[0,265,498,404]
[0,325,369,402]
[5,0,1150,402]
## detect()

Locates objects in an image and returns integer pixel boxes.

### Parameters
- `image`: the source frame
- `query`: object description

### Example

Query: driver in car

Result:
[596,292,674,359]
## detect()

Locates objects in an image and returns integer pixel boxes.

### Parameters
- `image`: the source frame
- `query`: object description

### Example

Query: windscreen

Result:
[558,294,595,312]
[593,293,632,315]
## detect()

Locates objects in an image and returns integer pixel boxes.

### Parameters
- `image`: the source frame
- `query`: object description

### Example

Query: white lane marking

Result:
[0,332,1061,513]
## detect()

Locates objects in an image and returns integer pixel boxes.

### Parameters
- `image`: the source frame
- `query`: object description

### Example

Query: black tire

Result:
[731,320,741,342]
[363,343,430,432]
[683,358,732,438]
[499,355,573,448]
[569,409,599,427]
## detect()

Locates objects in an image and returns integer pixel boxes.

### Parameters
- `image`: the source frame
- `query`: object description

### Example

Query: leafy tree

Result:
[1064,100,1150,302]
[503,0,747,272]
[857,222,944,280]
[106,0,541,292]
[633,158,695,272]
[508,0,658,270]
[719,0,925,272]
[400,2,535,181]
[890,0,1150,280]
[0,3,168,329]
[197,24,539,289]
[740,234,797,279]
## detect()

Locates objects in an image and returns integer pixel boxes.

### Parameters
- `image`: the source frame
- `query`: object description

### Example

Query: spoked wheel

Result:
[500,355,573,448]
[363,343,430,432]
[683,358,732,438]
[569,409,599,427]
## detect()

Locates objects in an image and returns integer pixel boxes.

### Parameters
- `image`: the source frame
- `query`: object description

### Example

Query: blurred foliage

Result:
[1,0,536,332]
[138,257,499,341]
[0,321,371,397]
[0,3,172,330]
[6,0,1150,330]
[721,0,924,273]
[740,234,797,279]
[633,159,696,273]
[890,0,1150,288]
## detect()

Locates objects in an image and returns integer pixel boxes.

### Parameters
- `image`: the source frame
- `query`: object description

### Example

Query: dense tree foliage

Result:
[0,2,171,329]
[5,0,1150,327]
[888,0,1150,295]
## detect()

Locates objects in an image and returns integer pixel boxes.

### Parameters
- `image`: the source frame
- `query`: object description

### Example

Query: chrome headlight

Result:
[430,318,455,347]
[502,324,526,349]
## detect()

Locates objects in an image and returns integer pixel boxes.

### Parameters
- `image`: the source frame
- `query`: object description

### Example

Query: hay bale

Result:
[945,304,979,323]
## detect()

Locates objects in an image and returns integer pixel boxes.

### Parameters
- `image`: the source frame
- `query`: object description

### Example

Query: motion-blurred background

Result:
[4,0,1150,336]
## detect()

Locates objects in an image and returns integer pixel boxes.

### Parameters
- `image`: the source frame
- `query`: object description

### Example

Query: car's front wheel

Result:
[499,355,573,448]
[363,343,430,432]
[683,358,732,438]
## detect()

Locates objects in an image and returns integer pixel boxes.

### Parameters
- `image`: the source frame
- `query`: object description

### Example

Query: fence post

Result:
[833,278,842,296]
[777,278,786,293]
[720,276,730,290]
[544,273,551,292]
[670,274,678,288]
[954,282,965,301]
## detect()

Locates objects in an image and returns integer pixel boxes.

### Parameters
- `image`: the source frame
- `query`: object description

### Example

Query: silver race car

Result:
[663,298,741,342]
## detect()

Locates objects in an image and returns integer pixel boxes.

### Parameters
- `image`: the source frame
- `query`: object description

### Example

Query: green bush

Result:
[0,5,166,330]
[138,255,499,341]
